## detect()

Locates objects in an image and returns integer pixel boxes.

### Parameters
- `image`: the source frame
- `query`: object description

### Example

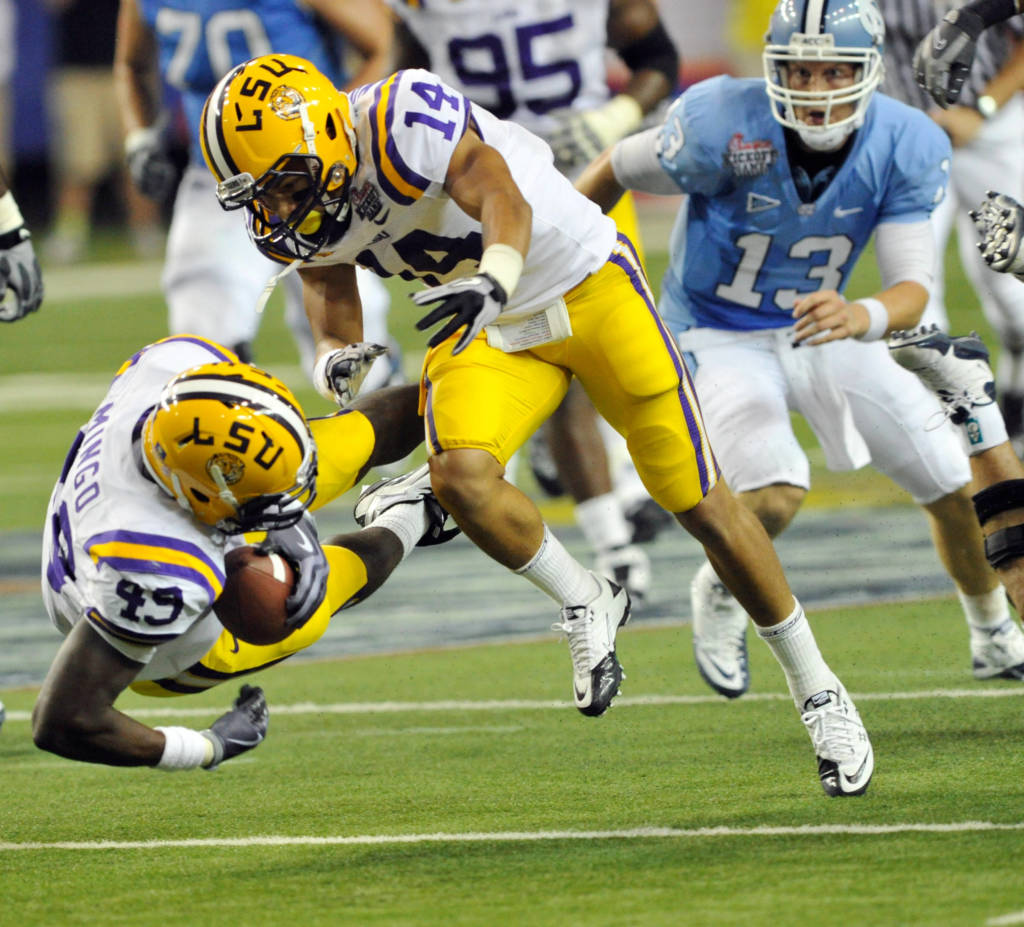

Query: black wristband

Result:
[0,226,28,250]
[617,21,679,88]
[968,0,1019,28]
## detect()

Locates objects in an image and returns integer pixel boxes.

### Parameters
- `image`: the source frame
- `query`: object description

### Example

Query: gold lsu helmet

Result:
[141,361,318,533]
[199,53,358,260]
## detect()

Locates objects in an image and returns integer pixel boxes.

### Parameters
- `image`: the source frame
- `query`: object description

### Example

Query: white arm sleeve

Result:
[874,220,935,291]
[610,127,685,196]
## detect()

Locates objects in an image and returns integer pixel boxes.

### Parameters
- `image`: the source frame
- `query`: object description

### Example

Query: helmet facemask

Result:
[764,37,883,151]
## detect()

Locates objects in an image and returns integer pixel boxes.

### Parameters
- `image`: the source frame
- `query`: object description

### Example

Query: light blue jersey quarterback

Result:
[139,0,341,164]
[655,76,951,333]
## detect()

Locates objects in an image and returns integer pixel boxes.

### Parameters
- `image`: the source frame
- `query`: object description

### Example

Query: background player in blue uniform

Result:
[579,0,1024,697]
[114,0,398,385]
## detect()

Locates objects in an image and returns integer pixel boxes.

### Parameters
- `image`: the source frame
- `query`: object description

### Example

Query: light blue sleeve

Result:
[878,114,952,223]
[656,79,733,198]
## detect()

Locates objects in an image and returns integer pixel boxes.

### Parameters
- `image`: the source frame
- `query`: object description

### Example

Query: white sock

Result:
[961,405,1009,456]
[755,600,836,709]
[515,525,600,606]
[368,503,429,560]
[575,492,631,554]
[958,585,1011,637]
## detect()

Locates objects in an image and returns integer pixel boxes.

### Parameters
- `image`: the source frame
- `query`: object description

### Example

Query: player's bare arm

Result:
[443,130,531,257]
[33,620,161,766]
[607,0,679,114]
[112,0,161,134]
[574,147,628,215]
[308,0,394,90]
[299,260,364,355]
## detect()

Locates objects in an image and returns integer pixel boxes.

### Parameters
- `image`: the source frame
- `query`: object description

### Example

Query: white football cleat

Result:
[801,680,874,797]
[553,572,631,717]
[595,543,651,606]
[353,462,459,546]
[970,617,1024,680]
[888,325,996,425]
[690,560,750,698]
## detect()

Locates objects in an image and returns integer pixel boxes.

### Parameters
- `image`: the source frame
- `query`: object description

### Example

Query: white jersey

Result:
[386,0,611,138]
[288,69,616,318]
[41,337,242,681]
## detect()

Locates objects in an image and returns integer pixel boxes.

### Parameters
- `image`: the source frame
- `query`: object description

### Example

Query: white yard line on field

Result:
[2,821,1024,852]
[3,686,1023,724]
[989,912,1024,926]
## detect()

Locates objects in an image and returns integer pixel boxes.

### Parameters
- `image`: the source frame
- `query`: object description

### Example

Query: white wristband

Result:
[312,348,342,401]
[479,243,524,299]
[155,725,216,770]
[854,297,889,342]
[0,191,24,235]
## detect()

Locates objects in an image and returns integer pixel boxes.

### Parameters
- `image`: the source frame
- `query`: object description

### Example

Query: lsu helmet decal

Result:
[142,361,318,533]
[200,54,358,260]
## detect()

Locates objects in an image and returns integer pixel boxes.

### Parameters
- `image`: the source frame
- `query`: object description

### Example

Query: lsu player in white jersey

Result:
[200,54,873,795]
[578,0,1024,700]
[113,0,398,385]
[387,0,682,601]
[33,335,451,770]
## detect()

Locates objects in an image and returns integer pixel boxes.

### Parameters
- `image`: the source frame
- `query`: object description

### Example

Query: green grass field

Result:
[2,598,1024,926]
[2,219,1021,926]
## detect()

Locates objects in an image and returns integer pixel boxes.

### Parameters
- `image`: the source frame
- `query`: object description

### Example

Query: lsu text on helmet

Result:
[200,54,358,261]
[763,0,885,151]
[142,360,318,533]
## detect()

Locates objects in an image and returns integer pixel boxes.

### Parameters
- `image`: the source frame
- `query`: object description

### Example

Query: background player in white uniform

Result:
[114,0,398,385]
[878,0,1024,450]
[577,0,1024,696]
[387,0,681,601]
[201,55,874,796]
[33,335,450,770]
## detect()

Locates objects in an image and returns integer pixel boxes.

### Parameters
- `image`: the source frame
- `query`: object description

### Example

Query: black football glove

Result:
[353,462,461,547]
[913,7,985,108]
[201,685,269,770]
[412,272,507,355]
[125,126,179,201]
[0,229,43,322]
[260,508,330,629]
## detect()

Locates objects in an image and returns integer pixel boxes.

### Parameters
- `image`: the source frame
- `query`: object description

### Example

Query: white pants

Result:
[921,95,1024,360]
[687,329,970,505]
[164,164,392,380]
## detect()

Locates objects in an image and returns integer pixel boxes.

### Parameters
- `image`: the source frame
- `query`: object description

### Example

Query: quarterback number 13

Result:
[716,232,854,310]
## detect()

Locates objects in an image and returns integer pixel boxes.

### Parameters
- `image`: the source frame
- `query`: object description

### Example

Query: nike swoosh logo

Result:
[934,37,948,51]
[842,750,871,786]
[696,649,737,681]
[226,735,263,748]
[574,681,590,703]
[834,206,863,218]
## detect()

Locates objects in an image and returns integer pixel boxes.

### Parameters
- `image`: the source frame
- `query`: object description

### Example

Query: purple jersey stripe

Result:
[86,530,225,581]
[86,608,179,646]
[608,238,718,495]
[423,374,442,455]
[94,555,219,601]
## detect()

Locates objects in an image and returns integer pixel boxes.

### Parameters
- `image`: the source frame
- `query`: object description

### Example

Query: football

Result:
[214,547,296,646]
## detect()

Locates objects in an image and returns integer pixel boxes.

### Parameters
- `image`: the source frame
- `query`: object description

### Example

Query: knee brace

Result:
[973,479,1024,568]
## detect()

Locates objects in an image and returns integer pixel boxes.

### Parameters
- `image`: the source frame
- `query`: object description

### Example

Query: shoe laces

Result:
[553,605,600,672]
[802,695,861,762]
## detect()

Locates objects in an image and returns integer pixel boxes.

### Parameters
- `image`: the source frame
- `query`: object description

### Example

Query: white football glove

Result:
[125,126,179,202]
[546,94,643,174]
[314,342,388,407]
[913,7,985,108]
[413,273,507,355]
[353,462,460,547]
[971,191,1024,281]
[0,229,43,322]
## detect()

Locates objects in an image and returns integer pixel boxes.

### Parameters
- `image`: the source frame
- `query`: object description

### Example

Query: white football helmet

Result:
[763,0,885,151]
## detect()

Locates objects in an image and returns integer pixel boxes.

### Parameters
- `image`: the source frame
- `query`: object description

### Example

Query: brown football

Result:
[215,546,296,646]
